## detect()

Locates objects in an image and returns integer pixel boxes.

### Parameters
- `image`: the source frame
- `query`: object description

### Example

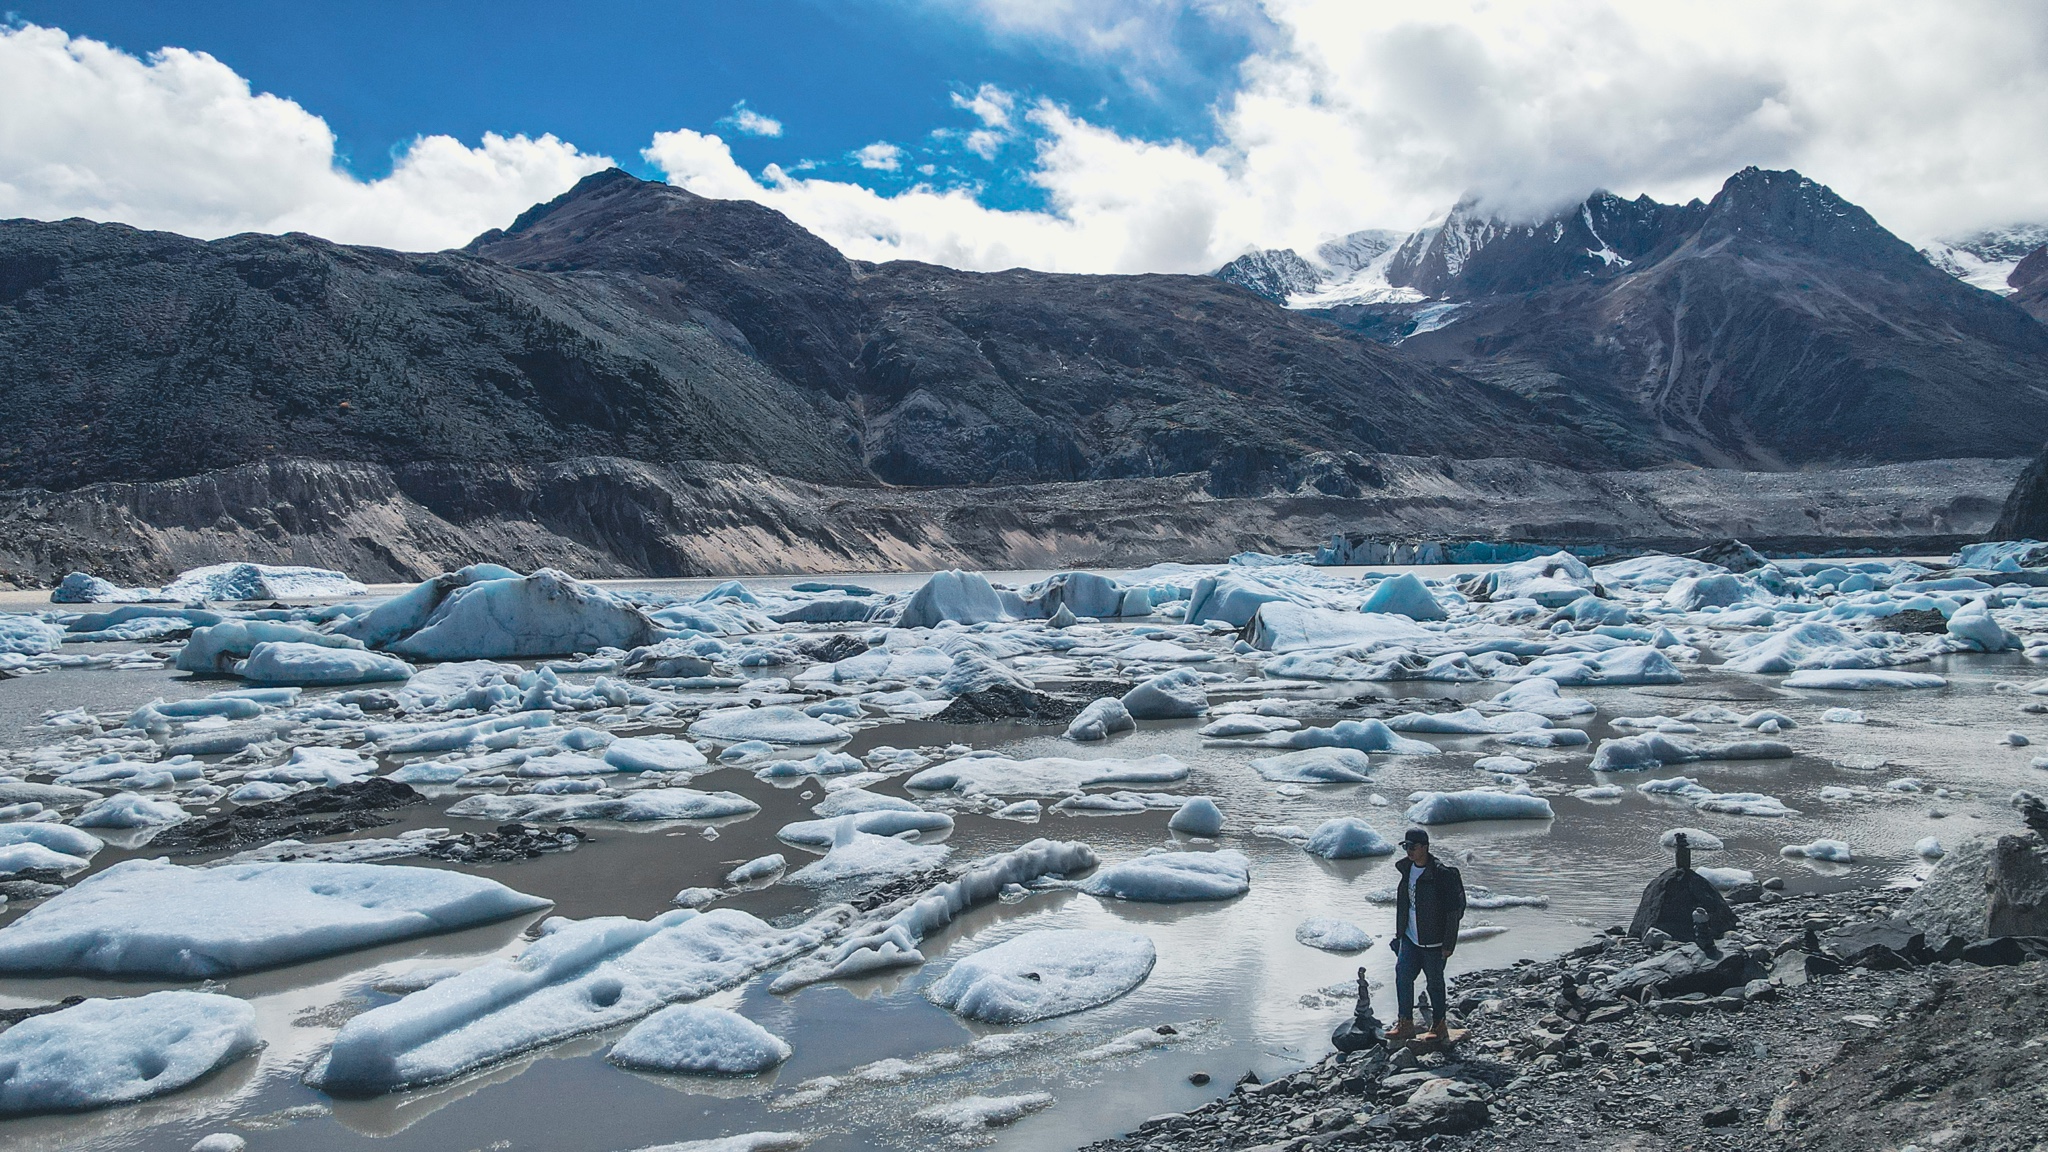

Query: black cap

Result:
[1401,828,1430,847]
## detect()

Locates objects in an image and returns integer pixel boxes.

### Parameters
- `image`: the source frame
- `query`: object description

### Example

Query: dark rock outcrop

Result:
[2009,243,2048,323]
[150,777,423,855]
[1989,441,2048,541]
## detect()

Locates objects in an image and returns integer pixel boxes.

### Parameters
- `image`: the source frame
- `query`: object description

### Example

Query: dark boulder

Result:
[1629,866,1738,943]
[1823,918,1930,967]
[1608,944,1760,1000]
[1959,936,2048,967]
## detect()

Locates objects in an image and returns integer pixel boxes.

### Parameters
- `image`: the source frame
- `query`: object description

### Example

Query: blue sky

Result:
[3,3,2042,271]
[9,0,1269,215]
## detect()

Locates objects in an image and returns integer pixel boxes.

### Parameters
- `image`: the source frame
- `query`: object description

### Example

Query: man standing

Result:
[1387,827,1466,1041]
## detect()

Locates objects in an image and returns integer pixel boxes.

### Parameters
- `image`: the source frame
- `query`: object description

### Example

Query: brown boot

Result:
[1384,1018,1415,1041]
[1419,1018,1448,1042]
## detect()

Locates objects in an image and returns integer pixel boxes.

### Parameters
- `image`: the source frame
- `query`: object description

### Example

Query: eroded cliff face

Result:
[0,455,2023,588]
[1991,443,2048,542]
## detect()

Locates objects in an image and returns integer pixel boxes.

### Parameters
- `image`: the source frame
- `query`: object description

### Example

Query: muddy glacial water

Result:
[0,565,2037,1152]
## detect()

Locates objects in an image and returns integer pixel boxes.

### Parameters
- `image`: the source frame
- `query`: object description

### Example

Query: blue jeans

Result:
[1395,937,1447,1023]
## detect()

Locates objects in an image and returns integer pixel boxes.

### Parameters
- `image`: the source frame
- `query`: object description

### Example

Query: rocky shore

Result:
[1083,821,2048,1152]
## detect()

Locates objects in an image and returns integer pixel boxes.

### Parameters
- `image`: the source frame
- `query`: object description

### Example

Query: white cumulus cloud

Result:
[855,141,904,170]
[724,102,784,137]
[0,23,610,251]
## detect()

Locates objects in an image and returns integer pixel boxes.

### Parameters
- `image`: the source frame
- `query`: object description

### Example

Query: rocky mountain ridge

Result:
[1220,169,2048,470]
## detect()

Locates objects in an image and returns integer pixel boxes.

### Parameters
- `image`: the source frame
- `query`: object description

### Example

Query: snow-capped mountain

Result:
[1920,224,2048,294]
[1211,248,1324,301]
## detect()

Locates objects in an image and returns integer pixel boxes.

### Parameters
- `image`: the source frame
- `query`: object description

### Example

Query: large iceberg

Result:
[898,570,1009,628]
[0,992,260,1116]
[927,929,1155,1023]
[0,859,551,977]
[331,563,522,649]
[385,569,662,660]
[313,907,846,1094]
[1359,573,1448,620]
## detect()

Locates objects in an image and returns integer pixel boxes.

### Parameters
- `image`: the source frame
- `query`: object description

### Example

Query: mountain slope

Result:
[1307,169,2048,469]
[0,171,1627,498]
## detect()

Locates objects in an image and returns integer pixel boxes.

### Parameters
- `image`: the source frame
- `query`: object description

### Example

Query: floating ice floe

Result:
[1305,817,1396,858]
[177,619,366,675]
[914,1092,1056,1133]
[312,907,847,1094]
[1636,777,1799,817]
[361,567,662,659]
[1506,646,1683,686]
[1405,789,1554,824]
[0,616,64,656]
[1360,573,1447,620]
[1167,797,1224,836]
[1460,552,1602,607]
[1659,827,1725,850]
[788,823,950,887]
[1121,668,1209,719]
[1066,697,1136,741]
[71,792,188,829]
[905,753,1189,797]
[1783,669,1947,690]
[609,1004,792,1074]
[53,563,366,604]
[0,991,260,1116]
[445,788,759,824]
[690,706,849,746]
[1080,850,1249,902]
[1480,677,1596,718]
[927,929,1156,1023]
[1589,733,1795,772]
[1693,867,1755,892]
[1248,748,1373,783]
[605,736,709,774]
[1781,839,1855,863]
[898,570,1010,628]
[1295,917,1373,952]
[1386,708,1551,734]
[235,641,414,686]
[1719,622,1893,674]
[1244,603,1430,653]
[770,839,1096,991]
[0,859,550,977]
[776,810,953,847]
[1243,720,1437,756]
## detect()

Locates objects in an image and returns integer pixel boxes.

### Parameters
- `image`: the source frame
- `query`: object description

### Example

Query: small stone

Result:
[1702,1105,1741,1127]
[1189,1072,1211,1086]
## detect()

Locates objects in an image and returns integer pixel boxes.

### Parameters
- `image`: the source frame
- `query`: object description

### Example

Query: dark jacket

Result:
[1393,856,1467,948]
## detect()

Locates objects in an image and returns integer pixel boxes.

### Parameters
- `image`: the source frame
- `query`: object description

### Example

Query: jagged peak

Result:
[467,167,684,251]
